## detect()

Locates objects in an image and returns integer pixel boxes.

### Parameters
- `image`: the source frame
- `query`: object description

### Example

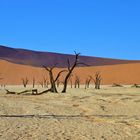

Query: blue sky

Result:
[0,0,140,60]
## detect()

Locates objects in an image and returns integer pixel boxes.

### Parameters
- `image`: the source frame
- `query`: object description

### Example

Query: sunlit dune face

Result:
[0,60,140,85]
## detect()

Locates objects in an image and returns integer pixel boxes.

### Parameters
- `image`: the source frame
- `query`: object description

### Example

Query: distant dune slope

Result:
[0,45,140,68]
[0,60,140,85]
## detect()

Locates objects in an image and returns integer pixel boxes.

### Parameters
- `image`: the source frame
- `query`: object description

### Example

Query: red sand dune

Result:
[0,60,140,85]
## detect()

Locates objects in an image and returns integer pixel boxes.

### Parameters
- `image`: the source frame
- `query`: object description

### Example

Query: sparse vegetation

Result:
[32,77,35,88]
[92,72,102,89]
[38,76,49,88]
[21,77,29,88]
[85,76,92,89]
[74,75,80,88]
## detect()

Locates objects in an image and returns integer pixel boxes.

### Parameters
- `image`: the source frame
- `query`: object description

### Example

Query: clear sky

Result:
[0,0,140,60]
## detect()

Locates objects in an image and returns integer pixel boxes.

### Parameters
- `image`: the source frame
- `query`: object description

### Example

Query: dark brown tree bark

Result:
[21,77,29,88]
[32,77,35,88]
[62,52,84,93]
[43,66,66,93]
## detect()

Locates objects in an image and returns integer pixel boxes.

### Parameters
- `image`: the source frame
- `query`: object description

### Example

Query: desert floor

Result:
[0,85,140,140]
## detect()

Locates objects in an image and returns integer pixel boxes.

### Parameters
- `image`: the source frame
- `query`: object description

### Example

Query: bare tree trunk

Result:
[21,77,29,88]
[43,66,66,93]
[87,76,92,88]
[93,72,102,89]
[75,75,80,88]
[62,52,85,93]
[85,79,88,89]
[33,77,35,88]
[62,73,71,92]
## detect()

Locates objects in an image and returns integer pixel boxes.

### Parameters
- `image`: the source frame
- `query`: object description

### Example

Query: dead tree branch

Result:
[32,77,35,88]
[85,76,92,89]
[62,52,84,93]
[91,72,102,89]
[74,75,80,88]
[21,77,29,88]
[43,66,66,93]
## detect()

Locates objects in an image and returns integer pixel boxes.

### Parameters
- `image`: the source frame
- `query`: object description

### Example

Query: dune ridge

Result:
[0,45,140,68]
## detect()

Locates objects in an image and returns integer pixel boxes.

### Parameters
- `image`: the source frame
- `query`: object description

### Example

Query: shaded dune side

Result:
[1,45,140,68]
[0,60,140,85]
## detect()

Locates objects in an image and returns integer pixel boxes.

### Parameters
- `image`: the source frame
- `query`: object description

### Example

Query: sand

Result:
[0,85,140,140]
[0,59,140,85]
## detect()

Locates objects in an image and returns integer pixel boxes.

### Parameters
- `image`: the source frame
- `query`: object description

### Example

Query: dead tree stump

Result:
[32,89,38,95]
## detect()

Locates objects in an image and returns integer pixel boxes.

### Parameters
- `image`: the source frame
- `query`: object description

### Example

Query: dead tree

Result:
[38,76,48,88]
[85,80,88,89]
[74,75,80,88]
[39,81,44,88]
[21,77,29,88]
[32,77,35,88]
[43,66,66,93]
[94,72,101,89]
[85,76,92,89]
[43,76,48,88]
[62,52,87,93]
[93,72,102,89]
[5,89,16,94]
[32,89,38,95]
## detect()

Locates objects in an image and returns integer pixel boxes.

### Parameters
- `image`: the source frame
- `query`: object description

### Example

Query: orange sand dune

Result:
[0,60,140,85]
